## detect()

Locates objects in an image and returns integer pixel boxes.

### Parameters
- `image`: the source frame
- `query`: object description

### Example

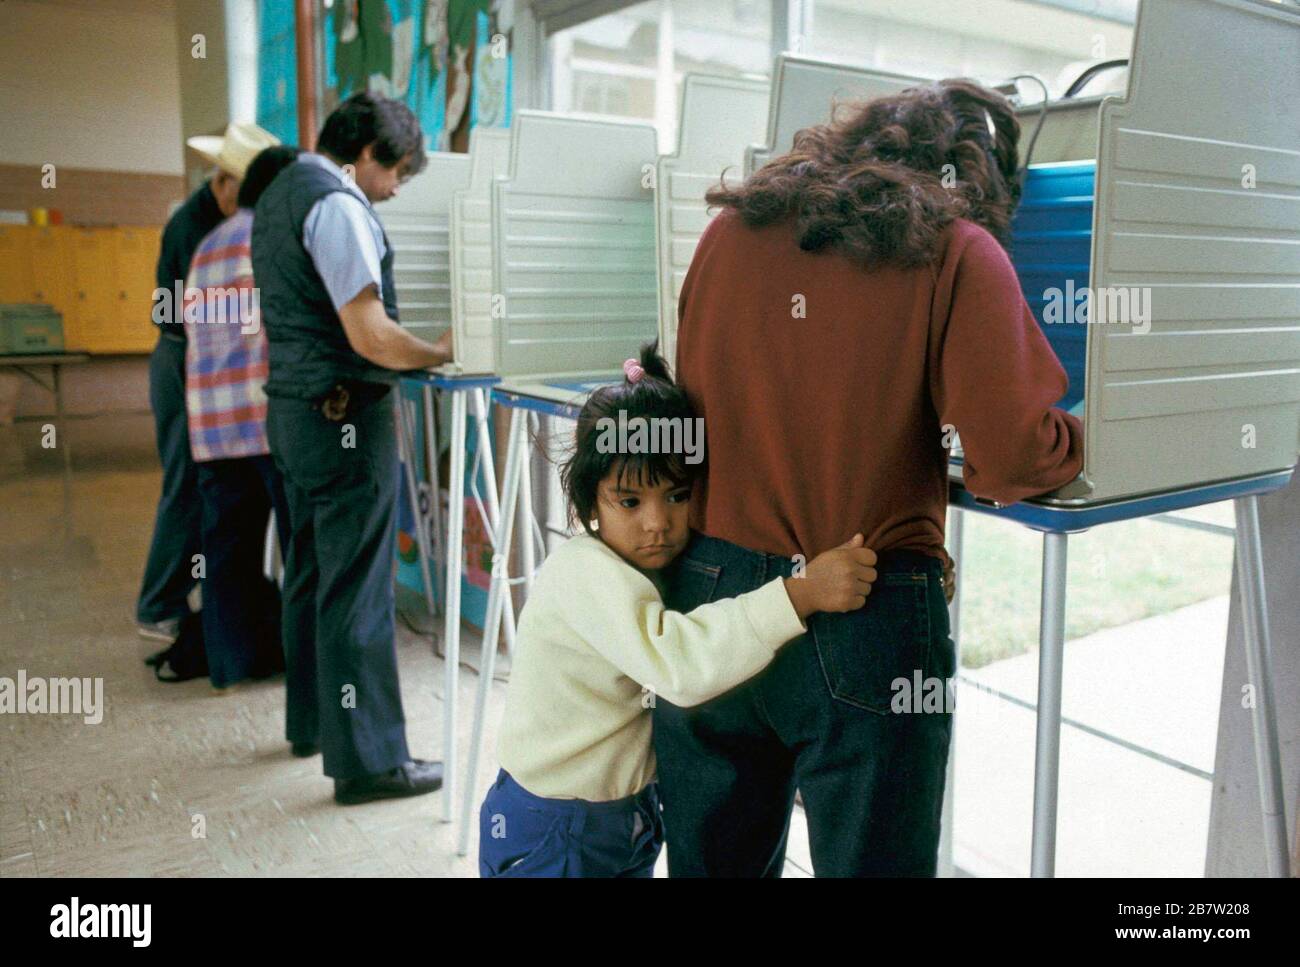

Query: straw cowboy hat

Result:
[186,122,280,179]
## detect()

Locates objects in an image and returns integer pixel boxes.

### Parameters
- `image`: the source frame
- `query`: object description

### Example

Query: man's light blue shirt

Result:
[299,152,388,311]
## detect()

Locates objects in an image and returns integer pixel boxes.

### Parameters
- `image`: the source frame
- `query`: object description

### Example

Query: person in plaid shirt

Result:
[181,145,301,691]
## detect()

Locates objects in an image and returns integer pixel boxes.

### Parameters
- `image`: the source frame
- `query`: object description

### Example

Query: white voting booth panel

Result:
[1059,0,1300,505]
[492,111,660,378]
[745,55,925,176]
[449,128,512,374]
[655,74,768,374]
[735,21,1300,508]
[383,151,473,344]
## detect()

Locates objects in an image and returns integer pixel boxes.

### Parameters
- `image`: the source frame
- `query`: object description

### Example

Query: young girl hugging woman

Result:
[478,343,879,877]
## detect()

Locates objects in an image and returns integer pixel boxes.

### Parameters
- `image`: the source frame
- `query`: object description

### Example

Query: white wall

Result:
[0,0,184,174]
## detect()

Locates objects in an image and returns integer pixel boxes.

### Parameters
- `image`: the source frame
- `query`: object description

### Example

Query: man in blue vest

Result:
[252,93,452,804]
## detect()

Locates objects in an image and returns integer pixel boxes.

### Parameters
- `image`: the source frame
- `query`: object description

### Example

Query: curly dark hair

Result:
[317,91,428,175]
[560,341,702,537]
[705,78,1023,267]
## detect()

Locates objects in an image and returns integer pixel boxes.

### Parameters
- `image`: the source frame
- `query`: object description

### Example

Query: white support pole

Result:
[396,392,438,621]
[457,406,527,857]
[470,389,517,654]
[1030,531,1068,877]
[938,506,965,877]
[423,385,444,614]
[1232,494,1291,877]
[518,413,537,601]
[440,389,468,823]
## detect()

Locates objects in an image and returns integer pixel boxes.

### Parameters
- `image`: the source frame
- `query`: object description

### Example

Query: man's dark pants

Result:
[195,454,292,688]
[137,333,201,624]
[653,533,956,877]
[266,388,411,780]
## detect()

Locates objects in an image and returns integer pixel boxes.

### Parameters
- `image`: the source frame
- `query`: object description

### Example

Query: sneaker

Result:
[137,617,181,643]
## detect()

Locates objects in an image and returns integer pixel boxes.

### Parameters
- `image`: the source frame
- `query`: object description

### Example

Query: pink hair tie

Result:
[623,358,645,384]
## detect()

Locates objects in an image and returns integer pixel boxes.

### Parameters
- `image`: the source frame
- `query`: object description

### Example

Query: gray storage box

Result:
[0,303,65,354]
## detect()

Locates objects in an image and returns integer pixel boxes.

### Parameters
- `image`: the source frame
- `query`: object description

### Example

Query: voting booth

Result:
[388,139,519,824]
[1013,0,1300,507]
[744,54,925,177]
[448,128,512,375]
[734,3,1300,509]
[491,110,660,381]
[654,73,769,372]
[383,151,472,346]
[383,151,473,629]
[453,110,661,851]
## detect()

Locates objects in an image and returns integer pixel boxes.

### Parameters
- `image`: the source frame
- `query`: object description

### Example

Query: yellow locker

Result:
[113,226,162,353]
[0,225,35,306]
[27,226,79,347]
[69,228,119,353]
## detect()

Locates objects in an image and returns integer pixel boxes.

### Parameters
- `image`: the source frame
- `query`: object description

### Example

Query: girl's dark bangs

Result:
[612,449,696,491]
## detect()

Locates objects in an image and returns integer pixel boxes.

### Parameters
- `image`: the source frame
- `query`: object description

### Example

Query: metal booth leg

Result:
[1233,494,1291,877]
[396,392,438,622]
[440,388,468,823]
[469,389,517,654]
[422,384,445,609]
[457,406,527,857]
[1031,530,1068,877]
[938,506,965,877]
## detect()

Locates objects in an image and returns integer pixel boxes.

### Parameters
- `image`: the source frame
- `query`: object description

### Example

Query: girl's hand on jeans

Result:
[783,534,879,621]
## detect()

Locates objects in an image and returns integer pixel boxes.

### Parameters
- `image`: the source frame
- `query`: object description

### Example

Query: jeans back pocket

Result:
[811,571,933,714]
[666,557,722,611]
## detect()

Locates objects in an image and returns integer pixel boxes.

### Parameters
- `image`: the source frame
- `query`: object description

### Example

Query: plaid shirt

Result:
[184,209,270,462]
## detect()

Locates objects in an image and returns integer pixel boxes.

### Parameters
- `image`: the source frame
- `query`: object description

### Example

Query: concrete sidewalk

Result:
[951,595,1230,877]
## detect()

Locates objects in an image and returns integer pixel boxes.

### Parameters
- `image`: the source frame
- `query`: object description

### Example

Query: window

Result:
[549,0,772,153]
[804,0,1134,99]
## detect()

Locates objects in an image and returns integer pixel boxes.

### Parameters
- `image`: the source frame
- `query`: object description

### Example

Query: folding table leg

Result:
[422,385,444,613]
[457,407,527,857]
[396,392,437,621]
[469,389,517,654]
[938,506,965,877]
[519,413,537,600]
[440,389,468,823]
[1031,530,1068,877]
[1233,494,1290,877]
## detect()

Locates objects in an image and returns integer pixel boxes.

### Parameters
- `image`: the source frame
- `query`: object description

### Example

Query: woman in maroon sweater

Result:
[653,79,1083,877]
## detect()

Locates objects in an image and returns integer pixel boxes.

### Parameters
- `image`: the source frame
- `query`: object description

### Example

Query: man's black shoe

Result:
[291,742,320,758]
[333,760,444,805]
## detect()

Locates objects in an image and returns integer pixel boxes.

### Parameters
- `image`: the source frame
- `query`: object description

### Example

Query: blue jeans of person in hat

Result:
[652,532,956,877]
[137,333,201,625]
[479,770,663,878]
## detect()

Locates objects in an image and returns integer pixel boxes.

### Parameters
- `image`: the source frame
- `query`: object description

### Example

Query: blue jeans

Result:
[652,533,956,877]
[479,770,663,878]
[195,454,292,688]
